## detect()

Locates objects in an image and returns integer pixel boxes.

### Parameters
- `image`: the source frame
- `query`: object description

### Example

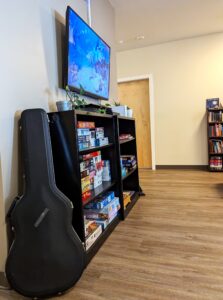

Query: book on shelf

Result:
[209,124,223,137]
[209,156,222,170]
[208,111,223,122]
[209,140,223,154]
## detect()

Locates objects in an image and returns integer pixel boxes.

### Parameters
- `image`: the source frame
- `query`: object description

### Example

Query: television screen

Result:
[66,7,111,100]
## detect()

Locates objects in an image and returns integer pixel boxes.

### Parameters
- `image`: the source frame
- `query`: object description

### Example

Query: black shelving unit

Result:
[48,110,141,262]
[115,116,140,219]
[207,108,223,171]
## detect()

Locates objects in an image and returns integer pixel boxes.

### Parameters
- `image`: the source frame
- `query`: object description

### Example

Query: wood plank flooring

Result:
[1,169,223,299]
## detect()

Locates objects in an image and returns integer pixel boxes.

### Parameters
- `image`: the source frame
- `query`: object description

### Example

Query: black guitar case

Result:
[6,109,86,298]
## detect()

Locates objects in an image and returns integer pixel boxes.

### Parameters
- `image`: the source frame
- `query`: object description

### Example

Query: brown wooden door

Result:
[118,79,152,168]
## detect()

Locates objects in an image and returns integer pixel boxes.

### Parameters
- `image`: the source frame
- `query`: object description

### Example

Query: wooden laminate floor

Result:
[1,169,223,299]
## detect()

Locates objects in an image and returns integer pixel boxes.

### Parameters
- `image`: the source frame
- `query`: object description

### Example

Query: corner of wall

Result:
[0,155,8,272]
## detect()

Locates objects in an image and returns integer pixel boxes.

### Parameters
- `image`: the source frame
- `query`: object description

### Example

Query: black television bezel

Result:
[64,6,111,101]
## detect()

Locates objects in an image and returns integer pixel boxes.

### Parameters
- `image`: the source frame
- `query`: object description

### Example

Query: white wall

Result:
[0,0,116,272]
[117,33,223,166]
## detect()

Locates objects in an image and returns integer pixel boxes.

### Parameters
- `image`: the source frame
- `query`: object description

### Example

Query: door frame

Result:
[117,74,156,170]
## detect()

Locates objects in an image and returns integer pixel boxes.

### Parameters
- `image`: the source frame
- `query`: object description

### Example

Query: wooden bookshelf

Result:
[48,111,141,263]
[207,108,223,171]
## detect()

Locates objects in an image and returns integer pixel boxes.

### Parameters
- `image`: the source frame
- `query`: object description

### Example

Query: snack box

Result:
[79,142,90,151]
[103,160,110,167]
[80,151,101,161]
[95,137,109,147]
[102,160,111,181]
[77,128,91,136]
[89,170,95,190]
[124,191,135,197]
[81,176,91,193]
[90,130,96,138]
[123,191,133,208]
[84,197,120,220]
[90,138,96,148]
[119,134,133,140]
[121,161,137,167]
[93,172,103,189]
[121,160,137,166]
[82,190,92,203]
[95,127,104,139]
[121,157,136,164]
[77,121,95,129]
[80,159,94,172]
[123,196,131,208]
[94,212,117,230]
[94,159,103,172]
[94,218,109,230]
[85,191,115,210]
[78,135,90,142]
[84,219,97,237]
[85,224,102,250]
[121,167,127,178]
[92,154,102,162]
[81,169,90,179]
[121,155,136,162]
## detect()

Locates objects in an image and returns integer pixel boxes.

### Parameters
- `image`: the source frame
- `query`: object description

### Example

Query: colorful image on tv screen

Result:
[67,8,110,99]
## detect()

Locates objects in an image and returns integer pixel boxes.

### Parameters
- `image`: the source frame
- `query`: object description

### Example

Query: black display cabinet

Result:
[115,116,140,219]
[48,110,141,262]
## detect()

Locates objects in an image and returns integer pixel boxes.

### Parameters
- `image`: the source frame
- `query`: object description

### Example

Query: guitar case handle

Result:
[34,208,49,228]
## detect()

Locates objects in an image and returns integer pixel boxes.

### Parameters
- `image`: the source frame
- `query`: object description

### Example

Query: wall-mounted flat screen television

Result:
[65,6,111,100]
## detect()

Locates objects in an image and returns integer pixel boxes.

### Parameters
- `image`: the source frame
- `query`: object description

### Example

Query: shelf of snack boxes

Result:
[77,120,112,153]
[83,189,121,257]
[119,133,135,145]
[85,214,120,262]
[79,143,114,154]
[120,152,140,218]
[120,153,138,181]
[82,182,121,255]
[78,121,117,206]
[82,180,116,207]
[77,119,121,258]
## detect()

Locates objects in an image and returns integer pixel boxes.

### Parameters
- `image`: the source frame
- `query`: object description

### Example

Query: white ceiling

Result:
[109,0,223,51]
